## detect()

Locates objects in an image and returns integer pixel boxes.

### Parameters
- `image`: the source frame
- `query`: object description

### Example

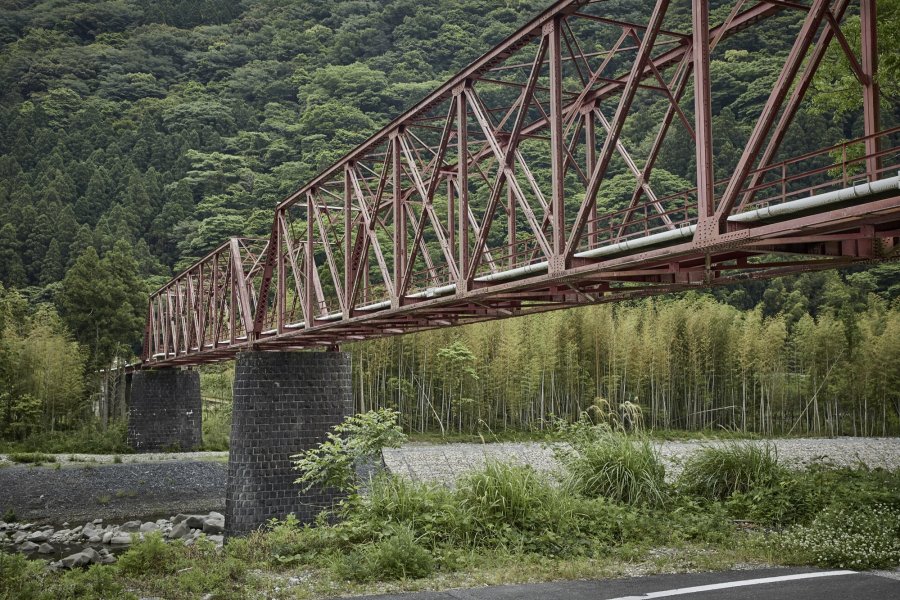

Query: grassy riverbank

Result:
[3,433,899,600]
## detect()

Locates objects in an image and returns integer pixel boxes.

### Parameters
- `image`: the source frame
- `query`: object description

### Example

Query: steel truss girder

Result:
[140,0,897,368]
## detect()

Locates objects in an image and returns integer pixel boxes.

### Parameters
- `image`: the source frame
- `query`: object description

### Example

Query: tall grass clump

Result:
[679,441,783,501]
[560,435,666,507]
[456,462,557,533]
[555,407,666,508]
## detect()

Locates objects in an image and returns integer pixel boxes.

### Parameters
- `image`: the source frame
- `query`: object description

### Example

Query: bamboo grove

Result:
[349,273,900,437]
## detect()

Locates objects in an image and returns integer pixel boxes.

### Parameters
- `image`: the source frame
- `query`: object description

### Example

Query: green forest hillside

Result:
[0,0,899,444]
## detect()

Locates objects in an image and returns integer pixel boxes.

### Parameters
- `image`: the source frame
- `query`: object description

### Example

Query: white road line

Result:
[609,570,857,599]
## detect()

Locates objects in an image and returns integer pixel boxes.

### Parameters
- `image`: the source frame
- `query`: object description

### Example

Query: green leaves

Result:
[292,409,407,494]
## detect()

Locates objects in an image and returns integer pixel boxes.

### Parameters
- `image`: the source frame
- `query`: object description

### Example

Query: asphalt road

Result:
[345,568,900,600]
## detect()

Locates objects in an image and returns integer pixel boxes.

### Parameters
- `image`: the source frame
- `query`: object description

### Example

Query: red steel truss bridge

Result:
[140,0,900,368]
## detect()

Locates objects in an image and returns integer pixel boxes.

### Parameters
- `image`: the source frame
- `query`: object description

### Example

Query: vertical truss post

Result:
[276,210,285,334]
[584,107,597,247]
[507,184,516,268]
[547,17,566,271]
[456,86,470,293]
[305,194,314,328]
[392,132,405,304]
[343,168,352,318]
[861,0,881,180]
[447,177,455,257]
[692,0,715,230]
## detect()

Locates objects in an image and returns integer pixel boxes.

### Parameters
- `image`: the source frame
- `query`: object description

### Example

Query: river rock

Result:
[110,534,132,545]
[92,519,102,525]
[12,531,28,544]
[102,531,114,544]
[27,530,50,543]
[120,521,141,533]
[167,521,191,539]
[19,541,40,552]
[183,515,206,529]
[60,547,101,568]
[202,518,224,535]
[140,522,159,533]
[88,535,102,543]
[38,543,54,554]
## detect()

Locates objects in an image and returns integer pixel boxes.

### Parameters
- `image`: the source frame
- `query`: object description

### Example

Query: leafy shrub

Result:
[335,526,434,582]
[8,452,55,464]
[293,409,407,493]
[679,442,783,501]
[116,532,180,576]
[0,552,48,600]
[0,421,130,455]
[726,475,818,526]
[359,474,465,547]
[558,433,667,507]
[55,565,136,600]
[201,403,231,451]
[775,503,900,569]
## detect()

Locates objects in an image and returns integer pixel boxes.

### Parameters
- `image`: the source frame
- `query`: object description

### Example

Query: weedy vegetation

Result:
[1,409,898,600]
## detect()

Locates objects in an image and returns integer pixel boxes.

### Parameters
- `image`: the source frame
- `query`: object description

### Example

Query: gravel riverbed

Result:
[383,437,900,483]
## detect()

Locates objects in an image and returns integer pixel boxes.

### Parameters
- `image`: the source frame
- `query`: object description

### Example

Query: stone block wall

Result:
[128,369,202,452]
[226,351,352,537]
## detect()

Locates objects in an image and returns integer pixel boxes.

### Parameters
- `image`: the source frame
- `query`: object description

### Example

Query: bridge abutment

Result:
[127,369,202,452]
[225,351,352,537]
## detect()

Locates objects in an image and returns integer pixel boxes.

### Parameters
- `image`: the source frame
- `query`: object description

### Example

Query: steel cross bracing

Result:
[141,0,900,367]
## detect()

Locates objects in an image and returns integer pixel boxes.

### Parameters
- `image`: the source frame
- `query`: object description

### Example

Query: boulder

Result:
[110,534,132,545]
[167,521,191,539]
[87,535,102,544]
[208,512,224,521]
[27,530,50,543]
[82,547,101,563]
[140,522,159,533]
[120,521,141,533]
[19,541,39,552]
[12,532,28,544]
[172,513,188,524]
[183,515,206,529]
[207,535,224,546]
[60,548,100,569]
[202,519,224,535]
[38,543,54,554]
[92,519,102,525]
[102,531,114,544]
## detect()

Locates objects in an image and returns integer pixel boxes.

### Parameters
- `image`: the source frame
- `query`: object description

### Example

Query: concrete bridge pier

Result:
[127,368,202,452]
[225,351,352,537]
